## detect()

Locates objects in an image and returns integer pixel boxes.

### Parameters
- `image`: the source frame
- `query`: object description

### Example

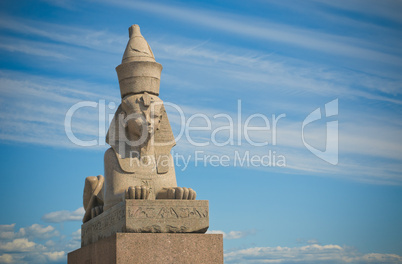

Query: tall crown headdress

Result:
[116,25,163,98]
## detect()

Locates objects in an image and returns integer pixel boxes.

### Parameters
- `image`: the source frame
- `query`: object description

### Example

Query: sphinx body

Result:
[104,93,179,210]
[82,25,195,223]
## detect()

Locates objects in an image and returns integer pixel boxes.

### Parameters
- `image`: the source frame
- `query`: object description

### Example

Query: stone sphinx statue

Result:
[82,25,196,224]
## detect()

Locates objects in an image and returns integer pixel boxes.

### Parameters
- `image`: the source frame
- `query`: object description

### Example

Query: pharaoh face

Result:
[121,93,163,142]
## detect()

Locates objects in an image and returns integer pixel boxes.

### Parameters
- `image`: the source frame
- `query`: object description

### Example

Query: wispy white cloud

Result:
[152,39,402,101]
[310,0,402,24]
[0,71,118,149]
[0,40,71,60]
[39,0,77,10]
[166,101,402,185]
[263,0,402,44]
[0,16,125,54]
[225,244,402,263]
[1,14,400,102]
[41,207,84,223]
[94,0,402,66]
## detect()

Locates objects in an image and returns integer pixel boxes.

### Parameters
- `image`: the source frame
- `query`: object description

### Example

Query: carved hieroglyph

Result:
[82,25,199,225]
[81,200,209,246]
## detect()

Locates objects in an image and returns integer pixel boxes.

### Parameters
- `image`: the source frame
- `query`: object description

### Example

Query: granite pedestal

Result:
[68,233,223,264]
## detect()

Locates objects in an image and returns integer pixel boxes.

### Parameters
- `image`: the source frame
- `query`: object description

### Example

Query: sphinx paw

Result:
[167,187,196,200]
[126,186,150,199]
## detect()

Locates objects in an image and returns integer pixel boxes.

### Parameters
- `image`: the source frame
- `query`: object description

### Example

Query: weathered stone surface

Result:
[69,233,223,264]
[82,199,209,246]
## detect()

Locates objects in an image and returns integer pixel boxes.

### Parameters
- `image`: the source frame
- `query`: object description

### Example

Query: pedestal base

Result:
[68,233,223,264]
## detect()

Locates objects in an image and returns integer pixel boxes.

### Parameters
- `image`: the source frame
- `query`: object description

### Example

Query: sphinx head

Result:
[106,91,176,152]
[121,93,163,143]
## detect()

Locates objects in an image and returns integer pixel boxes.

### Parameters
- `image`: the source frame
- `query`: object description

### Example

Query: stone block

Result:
[82,199,209,246]
[68,233,223,264]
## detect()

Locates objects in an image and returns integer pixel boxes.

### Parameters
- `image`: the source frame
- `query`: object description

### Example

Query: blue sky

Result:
[0,0,401,263]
